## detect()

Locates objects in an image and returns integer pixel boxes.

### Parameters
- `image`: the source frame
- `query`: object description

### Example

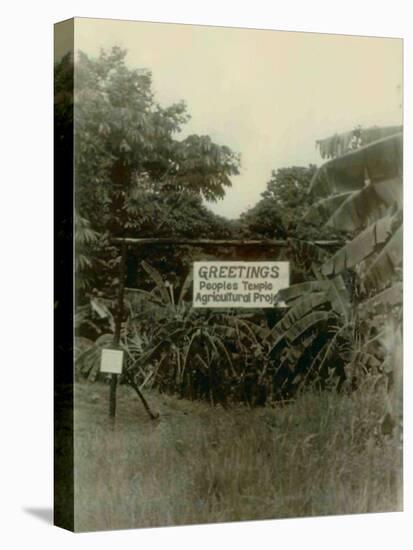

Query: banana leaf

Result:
[74,305,91,328]
[321,177,402,231]
[277,281,332,302]
[75,333,114,380]
[268,291,329,343]
[285,311,330,343]
[287,237,331,265]
[276,277,348,316]
[141,260,171,304]
[311,133,403,198]
[268,310,330,352]
[316,125,402,160]
[321,213,396,276]
[363,225,403,290]
[307,192,353,222]
[178,270,193,305]
[90,297,112,319]
[358,283,402,317]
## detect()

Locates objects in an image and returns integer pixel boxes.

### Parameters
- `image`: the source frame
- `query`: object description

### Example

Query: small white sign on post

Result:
[100,349,124,375]
[193,261,289,308]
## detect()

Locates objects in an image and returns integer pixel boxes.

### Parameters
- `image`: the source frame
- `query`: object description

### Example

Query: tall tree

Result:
[239,165,337,241]
[54,47,241,301]
[73,46,240,236]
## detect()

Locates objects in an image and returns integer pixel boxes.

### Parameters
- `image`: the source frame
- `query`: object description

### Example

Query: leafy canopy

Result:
[54,47,241,299]
[239,165,340,241]
[73,46,240,237]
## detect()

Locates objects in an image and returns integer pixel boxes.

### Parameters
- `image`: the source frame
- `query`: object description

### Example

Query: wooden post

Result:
[110,240,127,419]
[109,372,118,418]
[110,237,344,248]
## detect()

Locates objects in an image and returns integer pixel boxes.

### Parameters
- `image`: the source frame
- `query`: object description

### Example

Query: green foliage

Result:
[121,263,272,406]
[271,128,403,398]
[54,47,240,308]
[73,46,240,235]
[240,165,341,242]
[262,271,350,396]
[316,125,402,159]
[309,131,403,293]
[66,46,402,407]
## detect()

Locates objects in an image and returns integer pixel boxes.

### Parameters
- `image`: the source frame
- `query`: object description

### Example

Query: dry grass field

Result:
[73,379,402,532]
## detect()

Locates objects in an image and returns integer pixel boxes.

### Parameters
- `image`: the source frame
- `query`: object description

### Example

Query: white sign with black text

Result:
[193,261,289,308]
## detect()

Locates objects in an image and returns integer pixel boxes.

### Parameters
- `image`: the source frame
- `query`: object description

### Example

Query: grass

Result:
[73,376,402,532]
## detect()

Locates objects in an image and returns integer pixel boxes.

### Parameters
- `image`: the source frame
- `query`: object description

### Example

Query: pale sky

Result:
[65,18,402,219]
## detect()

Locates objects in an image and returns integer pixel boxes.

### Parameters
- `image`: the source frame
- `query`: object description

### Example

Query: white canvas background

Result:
[0,1,411,549]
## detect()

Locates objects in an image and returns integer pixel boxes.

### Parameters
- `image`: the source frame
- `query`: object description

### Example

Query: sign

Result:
[193,261,289,308]
[100,349,124,374]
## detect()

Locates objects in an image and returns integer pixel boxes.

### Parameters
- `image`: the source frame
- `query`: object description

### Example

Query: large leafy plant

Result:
[268,127,403,397]
[75,259,272,407]
[54,47,241,312]
[310,130,403,389]
[124,262,272,406]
